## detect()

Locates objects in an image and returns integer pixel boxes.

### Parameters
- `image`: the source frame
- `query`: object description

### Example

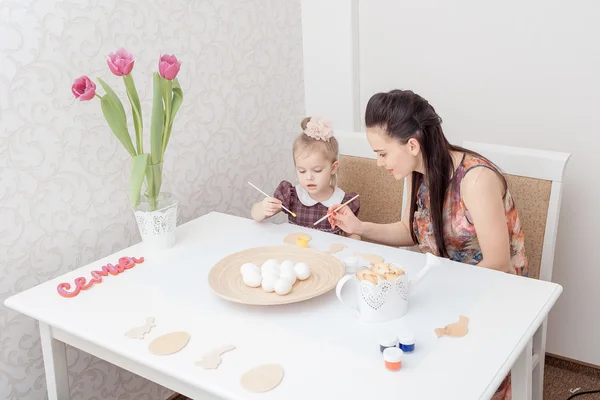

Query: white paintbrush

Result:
[313,194,360,225]
[248,182,296,218]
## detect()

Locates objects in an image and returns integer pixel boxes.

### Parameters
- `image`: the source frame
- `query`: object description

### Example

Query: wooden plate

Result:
[208,245,345,305]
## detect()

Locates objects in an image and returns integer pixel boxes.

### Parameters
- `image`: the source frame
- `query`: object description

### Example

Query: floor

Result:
[544,356,600,400]
[168,356,600,400]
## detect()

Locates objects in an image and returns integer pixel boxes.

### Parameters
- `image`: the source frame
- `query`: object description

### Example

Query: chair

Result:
[463,140,570,400]
[336,131,405,227]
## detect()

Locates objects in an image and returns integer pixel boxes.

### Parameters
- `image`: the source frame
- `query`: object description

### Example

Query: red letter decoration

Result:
[57,256,144,298]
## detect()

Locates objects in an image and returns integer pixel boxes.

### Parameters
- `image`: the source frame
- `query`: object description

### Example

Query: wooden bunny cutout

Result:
[435,315,469,338]
[196,345,236,370]
[125,317,156,339]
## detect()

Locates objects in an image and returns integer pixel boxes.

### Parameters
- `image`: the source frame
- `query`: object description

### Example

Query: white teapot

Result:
[335,253,440,323]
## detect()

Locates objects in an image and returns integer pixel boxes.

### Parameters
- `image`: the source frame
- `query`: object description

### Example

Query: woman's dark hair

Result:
[365,89,506,257]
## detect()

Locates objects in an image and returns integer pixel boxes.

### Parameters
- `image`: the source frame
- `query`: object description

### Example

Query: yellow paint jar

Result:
[296,237,309,248]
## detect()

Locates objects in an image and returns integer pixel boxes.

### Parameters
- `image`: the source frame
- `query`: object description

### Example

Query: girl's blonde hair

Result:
[293,117,339,186]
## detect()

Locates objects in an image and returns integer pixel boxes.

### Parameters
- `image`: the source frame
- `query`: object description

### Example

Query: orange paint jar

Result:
[383,347,403,371]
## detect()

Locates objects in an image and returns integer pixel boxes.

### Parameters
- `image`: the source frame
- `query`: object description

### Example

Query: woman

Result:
[329,89,527,399]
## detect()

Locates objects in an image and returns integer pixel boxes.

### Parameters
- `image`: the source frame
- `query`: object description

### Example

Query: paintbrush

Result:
[247,182,296,218]
[313,194,360,225]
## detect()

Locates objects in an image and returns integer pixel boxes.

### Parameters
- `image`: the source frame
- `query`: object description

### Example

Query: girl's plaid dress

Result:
[273,180,360,235]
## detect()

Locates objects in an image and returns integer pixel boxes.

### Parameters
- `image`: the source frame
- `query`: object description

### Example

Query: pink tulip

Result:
[71,76,96,101]
[158,54,181,80]
[107,48,135,76]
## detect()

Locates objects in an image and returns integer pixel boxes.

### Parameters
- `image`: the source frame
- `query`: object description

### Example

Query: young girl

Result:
[251,116,360,236]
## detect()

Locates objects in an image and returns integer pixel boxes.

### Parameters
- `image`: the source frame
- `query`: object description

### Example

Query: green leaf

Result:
[150,72,164,164]
[123,74,143,155]
[170,78,183,125]
[162,78,183,156]
[97,77,127,122]
[99,93,136,157]
[96,77,136,157]
[130,153,149,207]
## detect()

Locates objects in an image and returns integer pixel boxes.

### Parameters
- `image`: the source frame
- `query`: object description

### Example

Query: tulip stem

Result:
[95,93,102,99]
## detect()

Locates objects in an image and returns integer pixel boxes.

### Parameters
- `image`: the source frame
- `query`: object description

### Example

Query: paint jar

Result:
[398,333,416,353]
[379,334,399,354]
[296,237,309,248]
[383,347,403,371]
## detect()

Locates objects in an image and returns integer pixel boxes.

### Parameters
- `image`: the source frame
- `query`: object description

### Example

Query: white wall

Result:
[0,1,303,398]
[358,0,600,365]
[300,0,360,131]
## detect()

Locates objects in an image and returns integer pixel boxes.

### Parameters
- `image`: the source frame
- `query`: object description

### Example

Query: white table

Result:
[4,211,562,400]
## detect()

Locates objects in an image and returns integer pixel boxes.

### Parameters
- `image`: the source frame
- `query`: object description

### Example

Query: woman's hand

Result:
[328,204,362,235]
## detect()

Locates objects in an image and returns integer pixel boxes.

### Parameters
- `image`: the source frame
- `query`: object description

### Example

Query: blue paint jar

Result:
[398,333,416,353]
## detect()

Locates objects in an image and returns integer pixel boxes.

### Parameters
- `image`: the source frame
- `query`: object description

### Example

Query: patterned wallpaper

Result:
[0,0,303,398]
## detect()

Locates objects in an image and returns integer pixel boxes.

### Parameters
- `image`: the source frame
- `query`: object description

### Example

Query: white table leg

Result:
[532,318,548,400]
[511,338,533,400]
[39,322,70,400]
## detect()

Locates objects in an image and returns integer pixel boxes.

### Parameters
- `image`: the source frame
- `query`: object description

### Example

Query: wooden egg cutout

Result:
[148,331,190,355]
[240,364,284,393]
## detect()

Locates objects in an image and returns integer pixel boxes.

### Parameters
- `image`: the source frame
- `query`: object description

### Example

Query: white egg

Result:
[274,278,293,295]
[262,270,280,281]
[343,257,359,268]
[243,270,262,288]
[343,257,360,274]
[240,262,259,276]
[278,269,297,285]
[294,262,311,280]
[279,260,294,271]
[261,264,280,276]
[261,275,277,292]
[261,259,280,273]
[279,261,295,276]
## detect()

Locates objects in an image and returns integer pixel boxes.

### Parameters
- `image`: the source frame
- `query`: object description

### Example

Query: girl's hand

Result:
[328,204,362,235]
[262,197,282,217]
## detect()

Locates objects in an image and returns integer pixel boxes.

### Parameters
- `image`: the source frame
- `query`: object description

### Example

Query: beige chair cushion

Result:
[505,174,552,280]
[337,155,404,225]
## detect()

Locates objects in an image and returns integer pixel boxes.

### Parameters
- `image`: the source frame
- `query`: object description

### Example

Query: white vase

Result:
[133,192,178,249]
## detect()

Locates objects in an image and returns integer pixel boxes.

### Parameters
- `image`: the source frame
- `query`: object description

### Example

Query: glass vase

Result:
[132,163,178,249]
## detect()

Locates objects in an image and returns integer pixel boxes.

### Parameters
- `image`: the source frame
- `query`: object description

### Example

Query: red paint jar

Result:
[383,347,403,371]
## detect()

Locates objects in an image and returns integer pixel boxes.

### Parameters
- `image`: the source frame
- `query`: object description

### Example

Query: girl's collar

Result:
[295,184,345,207]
